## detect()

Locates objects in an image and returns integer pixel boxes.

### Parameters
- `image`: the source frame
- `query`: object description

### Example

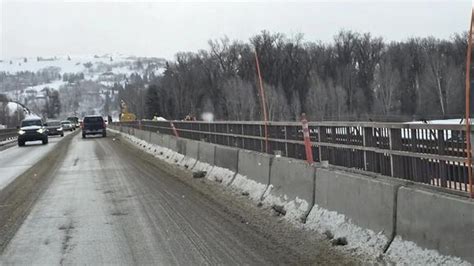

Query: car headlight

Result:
[37,128,45,134]
[18,130,26,135]
[58,127,63,131]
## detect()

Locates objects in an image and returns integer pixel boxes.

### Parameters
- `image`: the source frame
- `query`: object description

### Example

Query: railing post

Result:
[437,129,447,187]
[390,128,402,177]
[318,126,323,162]
[284,125,288,157]
[226,123,230,146]
[241,123,245,150]
[363,127,370,171]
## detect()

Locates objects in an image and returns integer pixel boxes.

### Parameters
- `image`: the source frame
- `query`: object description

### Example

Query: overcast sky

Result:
[0,0,472,60]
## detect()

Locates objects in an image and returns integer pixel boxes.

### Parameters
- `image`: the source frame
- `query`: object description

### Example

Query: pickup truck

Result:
[82,115,106,138]
[17,117,48,146]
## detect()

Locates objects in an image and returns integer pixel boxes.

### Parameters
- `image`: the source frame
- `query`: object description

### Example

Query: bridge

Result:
[0,120,473,264]
[0,115,474,264]
[118,119,473,195]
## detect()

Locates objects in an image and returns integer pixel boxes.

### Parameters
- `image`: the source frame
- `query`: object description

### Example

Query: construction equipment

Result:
[119,99,136,122]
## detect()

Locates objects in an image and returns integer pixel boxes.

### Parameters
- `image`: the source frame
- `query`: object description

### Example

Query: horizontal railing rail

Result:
[0,128,18,143]
[112,120,472,195]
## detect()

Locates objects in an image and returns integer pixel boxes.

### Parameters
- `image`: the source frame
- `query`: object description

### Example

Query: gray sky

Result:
[1,0,472,60]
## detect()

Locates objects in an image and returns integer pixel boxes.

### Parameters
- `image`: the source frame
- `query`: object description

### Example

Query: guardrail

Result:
[114,120,472,195]
[0,128,17,144]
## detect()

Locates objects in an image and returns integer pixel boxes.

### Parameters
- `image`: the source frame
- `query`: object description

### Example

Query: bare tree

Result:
[222,77,257,120]
[373,59,401,115]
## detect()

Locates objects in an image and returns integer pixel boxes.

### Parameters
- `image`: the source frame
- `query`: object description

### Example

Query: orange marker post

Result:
[171,121,179,138]
[301,113,314,164]
[254,50,269,153]
[465,8,474,198]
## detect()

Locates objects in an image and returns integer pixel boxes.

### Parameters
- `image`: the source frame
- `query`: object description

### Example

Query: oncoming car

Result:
[61,120,74,131]
[67,116,79,129]
[17,117,48,146]
[45,120,64,137]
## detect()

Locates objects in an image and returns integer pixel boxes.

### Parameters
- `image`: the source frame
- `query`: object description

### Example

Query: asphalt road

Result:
[0,132,358,265]
[0,132,72,190]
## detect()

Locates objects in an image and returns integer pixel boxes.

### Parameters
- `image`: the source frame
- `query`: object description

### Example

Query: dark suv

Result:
[82,115,106,138]
[17,118,48,146]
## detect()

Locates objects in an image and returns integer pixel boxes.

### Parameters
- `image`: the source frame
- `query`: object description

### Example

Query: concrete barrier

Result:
[185,139,199,160]
[198,141,215,165]
[149,132,164,146]
[315,169,398,237]
[214,145,239,172]
[176,138,187,155]
[237,150,272,186]
[396,186,474,263]
[268,157,315,204]
[162,134,171,148]
[135,129,150,142]
[168,136,179,152]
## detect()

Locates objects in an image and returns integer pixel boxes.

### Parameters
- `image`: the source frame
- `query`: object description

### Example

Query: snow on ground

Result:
[386,236,469,265]
[305,205,388,260]
[0,55,134,74]
[229,174,267,201]
[206,166,235,185]
[0,136,16,146]
[25,79,66,93]
[6,102,20,115]
[111,128,470,265]
[407,118,466,125]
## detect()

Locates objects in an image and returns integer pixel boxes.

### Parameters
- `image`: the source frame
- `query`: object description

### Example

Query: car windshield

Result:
[21,120,42,127]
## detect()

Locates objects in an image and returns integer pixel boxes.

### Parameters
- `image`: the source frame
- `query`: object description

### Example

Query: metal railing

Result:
[114,120,472,195]
[0,128,17,143]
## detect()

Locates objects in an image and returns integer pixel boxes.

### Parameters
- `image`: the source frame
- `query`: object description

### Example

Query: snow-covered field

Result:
[1,54,165,78]
[111,128,470,265]
[1,54,132,74]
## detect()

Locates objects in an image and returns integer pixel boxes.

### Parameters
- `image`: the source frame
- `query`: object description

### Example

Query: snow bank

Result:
[206,166,235,185]
[304,205,469,264]
[305,205,387,259]
[229,174,267,201]
[386,236,470,265]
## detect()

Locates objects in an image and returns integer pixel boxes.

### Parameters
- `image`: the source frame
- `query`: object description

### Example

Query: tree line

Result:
[129,30,468,121]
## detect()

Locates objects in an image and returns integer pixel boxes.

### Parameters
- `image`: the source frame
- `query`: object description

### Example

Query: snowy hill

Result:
[1,54,166,119]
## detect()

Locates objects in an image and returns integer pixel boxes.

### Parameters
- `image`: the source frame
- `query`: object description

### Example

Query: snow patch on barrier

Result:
[207,166,235,185]
[385,236,469,265]
[304,205,469,264]
[193,161,214,174]
[305,205,387,259]
[229,174,267,201]
[262,191,310,223]
[177,156,197,170]
[0,137,16,146]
